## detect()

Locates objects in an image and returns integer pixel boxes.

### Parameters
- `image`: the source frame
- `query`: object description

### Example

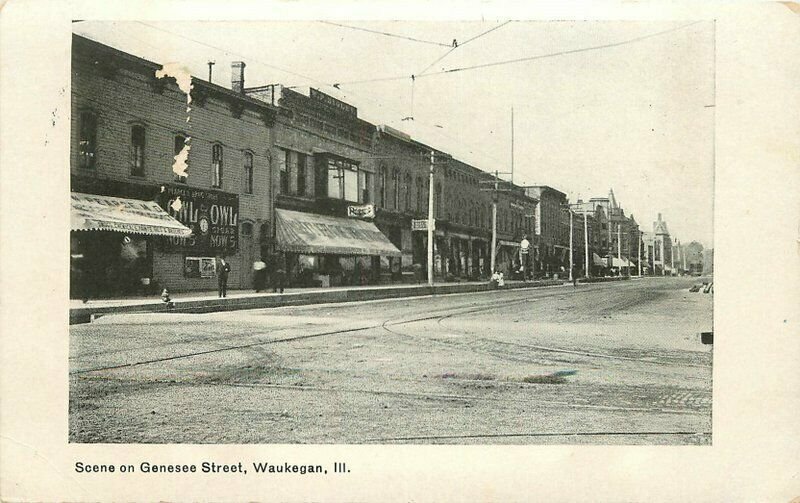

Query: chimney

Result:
[231,61,246,93]
[657,212,662,221]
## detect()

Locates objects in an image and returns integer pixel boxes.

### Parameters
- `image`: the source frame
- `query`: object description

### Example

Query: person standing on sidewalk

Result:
[272,250,286,294]
[217,257,231,298]
[253,258,267,293]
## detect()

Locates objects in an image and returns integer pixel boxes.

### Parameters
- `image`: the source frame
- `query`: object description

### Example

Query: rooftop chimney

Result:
[231,61,246,93]
[658,212,662,221]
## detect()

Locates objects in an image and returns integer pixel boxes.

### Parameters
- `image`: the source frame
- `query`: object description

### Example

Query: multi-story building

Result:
[244,84,402,287]
[648,213,674,275]
[525,185,568,277]
[70,35,279,296]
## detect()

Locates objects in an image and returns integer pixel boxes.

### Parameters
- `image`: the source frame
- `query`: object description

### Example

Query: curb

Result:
[70,280,564,325]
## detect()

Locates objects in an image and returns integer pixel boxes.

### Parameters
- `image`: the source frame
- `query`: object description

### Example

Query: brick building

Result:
[70,35,278,297]
[525,185,568,277]
[245,84,401,287]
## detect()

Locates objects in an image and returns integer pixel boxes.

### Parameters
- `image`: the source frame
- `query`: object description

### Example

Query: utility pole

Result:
[568,207,574,281]
[490,171,498,274]
[638,230,642,277]
[583,210,589,278]
[427,150,435,286]
[510,107,514,184]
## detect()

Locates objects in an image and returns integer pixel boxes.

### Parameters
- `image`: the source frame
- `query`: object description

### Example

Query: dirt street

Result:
[70,277,712,444]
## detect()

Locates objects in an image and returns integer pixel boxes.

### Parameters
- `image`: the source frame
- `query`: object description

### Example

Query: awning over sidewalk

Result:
[71,192,192,237]
[610,256,633,268]
[275,209,402,257]
[592,253,606,267]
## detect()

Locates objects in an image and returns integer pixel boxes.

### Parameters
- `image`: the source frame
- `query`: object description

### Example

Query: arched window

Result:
[212,144,223,188]
[243,151,254,194]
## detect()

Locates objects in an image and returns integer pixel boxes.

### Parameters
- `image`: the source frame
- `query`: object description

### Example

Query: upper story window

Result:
[78,111,97,169]
[280,149,290,195]
[211,144,223,188]
[416,176,424,213]
[130,125,146,177]
[243,151,254,194]
[392,168,400,210]
[173,134,187,183]
[403,174,411,211]
[297,152,307,196]
[378,166,387,208]
[325,157,360,202]
[359,170,372,204]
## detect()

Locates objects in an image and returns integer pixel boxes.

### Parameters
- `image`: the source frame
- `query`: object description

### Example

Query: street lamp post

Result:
[583,210,589,278]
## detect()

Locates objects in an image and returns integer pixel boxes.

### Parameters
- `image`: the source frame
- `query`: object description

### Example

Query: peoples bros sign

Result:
[158,185,240,253]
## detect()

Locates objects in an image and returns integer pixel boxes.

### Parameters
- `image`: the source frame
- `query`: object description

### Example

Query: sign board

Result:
[411,219,435,231]
[347,204,375,219]
[158,185,240,253]
[310,88,357,117]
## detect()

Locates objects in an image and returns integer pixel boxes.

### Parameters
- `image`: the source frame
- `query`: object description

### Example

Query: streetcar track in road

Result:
[71,283,707,375]
[75,375,709,416]
[365,431,712,442]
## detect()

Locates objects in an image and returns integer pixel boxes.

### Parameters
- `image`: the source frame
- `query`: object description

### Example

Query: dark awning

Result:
[276,209,401,257]
[71,192,192,237]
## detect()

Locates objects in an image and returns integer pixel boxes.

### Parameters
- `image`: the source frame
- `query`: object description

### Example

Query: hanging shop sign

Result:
[411,219,435,231]
[158,185,240,253]
[347,203,375,219]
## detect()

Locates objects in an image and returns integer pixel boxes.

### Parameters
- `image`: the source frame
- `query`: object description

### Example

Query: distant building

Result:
[650,213,674,275]
[525,185,568,277]
[685,241,704,274]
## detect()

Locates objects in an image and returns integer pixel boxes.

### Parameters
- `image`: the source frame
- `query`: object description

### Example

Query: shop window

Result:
[212,144,223,188]
[78,111,97,169]
[435,183,442,218]
[130,125,146,177]
[184,257,216,278]
[297,152,307,196]
[173,134,188,183]
[243,151,254,194]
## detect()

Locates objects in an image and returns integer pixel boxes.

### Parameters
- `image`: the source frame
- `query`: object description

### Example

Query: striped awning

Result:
[276,209,401,257]
[71,192,192,237]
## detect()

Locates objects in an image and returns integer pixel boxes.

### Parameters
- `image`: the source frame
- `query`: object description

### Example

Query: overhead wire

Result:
[318,20,451,47]
[124,21,511,172]
[330,20,703,86]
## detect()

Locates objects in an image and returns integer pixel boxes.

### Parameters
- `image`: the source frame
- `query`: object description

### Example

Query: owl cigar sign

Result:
[158,185,240,253]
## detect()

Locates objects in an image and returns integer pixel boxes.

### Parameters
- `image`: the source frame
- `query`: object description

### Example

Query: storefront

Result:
[275,208,402,287]
[70,192,192,299]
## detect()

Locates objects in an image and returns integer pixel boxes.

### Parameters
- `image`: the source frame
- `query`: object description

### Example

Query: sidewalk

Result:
[69,279,565,324]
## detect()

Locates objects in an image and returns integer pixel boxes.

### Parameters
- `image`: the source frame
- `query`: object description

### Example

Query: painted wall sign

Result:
[158,185,240,253]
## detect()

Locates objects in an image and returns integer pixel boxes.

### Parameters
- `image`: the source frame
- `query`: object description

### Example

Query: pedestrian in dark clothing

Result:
[272,251,286,294]
[218,257,231,298]
[253,259,267,292]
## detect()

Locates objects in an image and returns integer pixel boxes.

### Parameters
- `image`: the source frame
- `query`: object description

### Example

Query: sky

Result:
[74,20,715,247]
